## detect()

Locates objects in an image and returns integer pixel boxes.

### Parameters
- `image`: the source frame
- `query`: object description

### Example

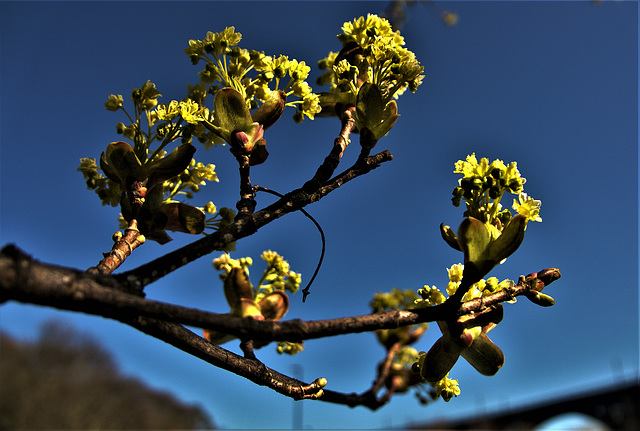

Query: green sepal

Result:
[356,82,383,131]
[457,217,494,278]
[252,90,286,130]
[525,291,555,307]
[146,143,196,189]
[248,138,269,166]
[316,92,354,118]
[370,100,399,139]
[490,213,527,263]
[440,223,462,251]
[420,337,462,383]
[160,202,205,234]
[258,291,289,321]
[100,141,147,186]
[460,332,505,376]
[213,87,253,143]
[223,266,254,309]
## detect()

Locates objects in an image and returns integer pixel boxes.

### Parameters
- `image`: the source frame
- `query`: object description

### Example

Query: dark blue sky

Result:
[1,1,637,429]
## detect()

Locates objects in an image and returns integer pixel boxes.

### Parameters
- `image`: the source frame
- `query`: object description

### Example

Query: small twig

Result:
[305,106,357,189]
[87,220,145,276]
[124,316,326,401]
[236,156,257,218]
[372,342,402,394]
[240,339,258,360]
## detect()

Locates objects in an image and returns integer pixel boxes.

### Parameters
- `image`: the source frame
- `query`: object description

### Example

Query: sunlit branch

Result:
[304,106,357,188]
[87,219,145,276]
[0,244,560,344]
[115,149,393,291]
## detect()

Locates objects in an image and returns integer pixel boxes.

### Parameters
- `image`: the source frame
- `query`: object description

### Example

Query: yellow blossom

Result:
[513,193,542,223]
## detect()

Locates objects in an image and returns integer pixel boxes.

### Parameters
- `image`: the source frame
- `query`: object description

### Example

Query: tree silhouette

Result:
[0,320,215,429]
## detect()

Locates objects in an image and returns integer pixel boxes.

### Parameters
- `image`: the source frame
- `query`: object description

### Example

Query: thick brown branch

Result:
[0,244,561,408]
[0,244,560,344]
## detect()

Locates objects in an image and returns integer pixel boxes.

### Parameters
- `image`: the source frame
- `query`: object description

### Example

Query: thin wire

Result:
[255,186,325,303]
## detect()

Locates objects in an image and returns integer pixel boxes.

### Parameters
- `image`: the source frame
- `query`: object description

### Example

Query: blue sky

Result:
[1,1,637,429]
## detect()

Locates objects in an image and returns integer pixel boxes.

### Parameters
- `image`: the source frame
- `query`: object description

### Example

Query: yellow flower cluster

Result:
[513,192,542,223]
[317,14,424,102]
[434,373,460,402]
[276,341,304,355]
[185,28,322,123]
[370,287,419,312]
[452,153,540,228]
[213,253,253,279]
[415,264,516,305]
[255,250,301,302]
[155,100,210,125]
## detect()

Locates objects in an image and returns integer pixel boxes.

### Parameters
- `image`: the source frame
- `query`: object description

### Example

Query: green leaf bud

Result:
[251,90,286,130]
[104,94,124,111]
[460,332,505,376]
[213,87,253,143]
[258,291,290,321]
[525,291,555,307]
[223,266,254,309]
[440,223,462,251]
[420,337,461,383]
[131,88,142,101]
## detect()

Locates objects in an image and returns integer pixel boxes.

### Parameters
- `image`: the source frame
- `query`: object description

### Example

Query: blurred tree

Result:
[0,321,215,429]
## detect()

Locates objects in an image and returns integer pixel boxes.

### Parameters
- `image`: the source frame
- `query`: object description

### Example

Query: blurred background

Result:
[1,0,637,429]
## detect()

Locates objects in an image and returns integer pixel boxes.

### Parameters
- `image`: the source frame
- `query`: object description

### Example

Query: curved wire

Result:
[254,186,325,303]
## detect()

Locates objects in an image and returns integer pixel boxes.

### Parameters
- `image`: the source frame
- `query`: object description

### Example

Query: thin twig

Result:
[87,220,145,276]
[114,150,393,291]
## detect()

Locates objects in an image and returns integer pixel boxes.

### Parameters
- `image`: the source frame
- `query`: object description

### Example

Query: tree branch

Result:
[0,244,560,344]
[0,243,561,409]
[115,150,393,291]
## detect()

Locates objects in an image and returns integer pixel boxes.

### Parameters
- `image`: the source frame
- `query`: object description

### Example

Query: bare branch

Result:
[0,243,561,409]
[0,244,560,344]
[124,316,327,401]
[87,219,145,276]
[115,150,393,291]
